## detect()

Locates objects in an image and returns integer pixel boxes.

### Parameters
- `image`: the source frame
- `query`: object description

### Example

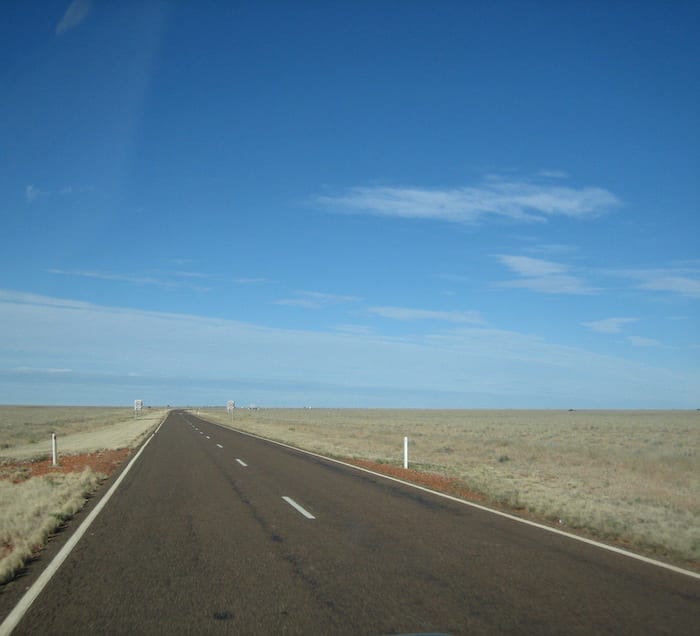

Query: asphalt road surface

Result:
[3,410,699,634]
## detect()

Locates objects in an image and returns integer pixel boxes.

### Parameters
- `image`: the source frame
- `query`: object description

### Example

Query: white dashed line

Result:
[216,443,223,448]
[282,496,315,520]
[205,436,211,439]
[236,459,247,467]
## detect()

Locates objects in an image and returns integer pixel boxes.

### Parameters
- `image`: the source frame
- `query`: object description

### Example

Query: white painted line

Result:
[216,443,223,449]
[199,431,203,435]
[0,428,157,636]
[205,435,211,439]
[196,415,700,581]
[236,459,247,467]
[282,496,315,520]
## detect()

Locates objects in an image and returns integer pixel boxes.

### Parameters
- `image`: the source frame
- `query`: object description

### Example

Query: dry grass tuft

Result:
[0,468,103,584]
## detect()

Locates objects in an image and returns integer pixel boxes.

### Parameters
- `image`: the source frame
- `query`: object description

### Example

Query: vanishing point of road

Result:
[1,410,698,634]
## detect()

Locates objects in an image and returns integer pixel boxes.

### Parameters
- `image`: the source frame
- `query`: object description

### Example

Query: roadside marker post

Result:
[404,436,409,469]
[51,433,58,467]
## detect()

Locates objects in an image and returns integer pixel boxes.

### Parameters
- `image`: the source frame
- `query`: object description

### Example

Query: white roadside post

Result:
[404,436,409,469]
[51,433,58,467]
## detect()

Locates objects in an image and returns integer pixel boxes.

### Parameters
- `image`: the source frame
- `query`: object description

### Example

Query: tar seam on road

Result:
[0,419,163,636]
[199,414,700,581]
[282,496,316,520]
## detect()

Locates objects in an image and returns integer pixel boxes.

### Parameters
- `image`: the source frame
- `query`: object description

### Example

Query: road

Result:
[3,410,699,634]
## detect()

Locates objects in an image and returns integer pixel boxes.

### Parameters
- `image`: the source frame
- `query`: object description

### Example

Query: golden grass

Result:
[200,408,700,565]
[0,406,133,450]
[0,406,166,461]
[0,468,103,584]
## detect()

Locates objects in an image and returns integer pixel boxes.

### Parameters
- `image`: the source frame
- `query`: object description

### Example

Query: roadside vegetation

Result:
[0,407,133,453]
[0,469,102,584]
[0,406,165,585]
[200,408,700,567]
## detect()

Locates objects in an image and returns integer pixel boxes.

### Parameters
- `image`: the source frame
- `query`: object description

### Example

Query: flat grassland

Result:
[0,406,165,584]
[200,408,700,567]
[0,406,162,459]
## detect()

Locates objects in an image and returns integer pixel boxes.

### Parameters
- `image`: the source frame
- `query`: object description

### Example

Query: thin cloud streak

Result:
[56,0,92,36]
[315,178,620,225]
[626,336,661,347]
[604,266,700,299]
[46,268,210,291]
[496,255,596,295]
[582,318,639,334]
[497,255,569,277]
[275,291,361,309]
[368,306,485,324]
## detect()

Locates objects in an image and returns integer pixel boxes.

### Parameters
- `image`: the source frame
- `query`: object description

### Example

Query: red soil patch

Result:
[0,448,131,483]
[343,458,487,503]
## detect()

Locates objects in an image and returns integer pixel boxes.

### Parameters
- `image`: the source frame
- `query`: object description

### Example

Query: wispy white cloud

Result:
[314,177,620,226]
[275,290,361,309]
[25,185,39,202]
[626,336,661,347]
[233,277,273,285]
[537,169,570,179]
[497,255,568,277]
[46,268,210,291]
[638,275,700,298]
[13,366,73,374]
[56,0,92,36]
[582,317,639,334]
[368,306,485,324]
[25,184,79,203]
[610,267,700,299]
[526,243,579,256]
[334,324,376,335]
[496,255,596,295]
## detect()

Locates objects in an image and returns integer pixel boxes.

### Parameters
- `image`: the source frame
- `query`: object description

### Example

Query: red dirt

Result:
[0,448,131,483]
[343,458,488,503]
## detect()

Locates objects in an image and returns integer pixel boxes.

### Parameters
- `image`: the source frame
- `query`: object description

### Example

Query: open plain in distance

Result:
[2,410,699,635]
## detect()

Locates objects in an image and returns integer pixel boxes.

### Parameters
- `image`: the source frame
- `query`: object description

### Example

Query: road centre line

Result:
[194,413,700,580]
[282,496,316,520]
[205,435,211,439]
[235,458,247,467]
[216,443,223,448]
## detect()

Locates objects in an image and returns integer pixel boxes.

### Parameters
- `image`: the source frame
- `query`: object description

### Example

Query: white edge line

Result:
[0,419,163,636]
[282,496,316,520]
[193,412,700,581]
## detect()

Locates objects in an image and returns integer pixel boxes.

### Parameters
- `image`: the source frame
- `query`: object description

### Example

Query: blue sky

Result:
[1,1,698,407]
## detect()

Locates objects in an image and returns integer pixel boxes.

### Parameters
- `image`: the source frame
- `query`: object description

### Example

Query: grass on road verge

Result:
[0,469,103,584]
[0,407,166,585]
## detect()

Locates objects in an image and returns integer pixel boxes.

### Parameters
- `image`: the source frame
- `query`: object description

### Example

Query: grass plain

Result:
[0,406,165,585]
[199,408,700,567]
